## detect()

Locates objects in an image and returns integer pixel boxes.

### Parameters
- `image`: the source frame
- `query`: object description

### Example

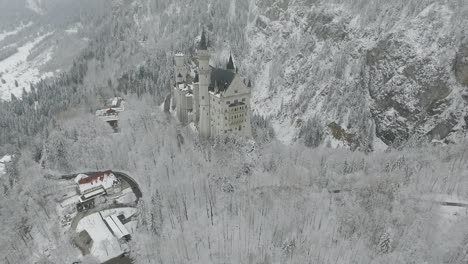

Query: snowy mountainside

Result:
[1,0,466,148]
[243,1,468,148]
[0,0,112,101]
[102,0,467,148]
[26,0,45,15]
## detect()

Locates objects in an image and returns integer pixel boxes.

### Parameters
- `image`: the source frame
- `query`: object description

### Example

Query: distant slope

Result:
[0,0,112,101]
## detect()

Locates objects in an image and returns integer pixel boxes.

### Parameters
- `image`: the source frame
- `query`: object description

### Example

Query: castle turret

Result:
[174,53,186,84]
[193,73,200,124]
[227,53,235,73]
[198,30,211,138]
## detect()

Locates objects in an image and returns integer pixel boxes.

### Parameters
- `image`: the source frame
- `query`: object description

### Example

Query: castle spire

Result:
[227,52,235,71]
[199,29,208,50]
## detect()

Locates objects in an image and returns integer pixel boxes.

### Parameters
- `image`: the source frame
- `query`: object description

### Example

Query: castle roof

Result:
[209,67,236,94]
[229,101,246,107]
[199,30,208,50]
[227,53,235,70]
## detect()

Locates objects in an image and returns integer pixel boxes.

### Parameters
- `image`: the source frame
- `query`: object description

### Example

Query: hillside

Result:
[0,0,111,101]
[2,0,466,148]
[77,0,468,149]
[0,1,468,263]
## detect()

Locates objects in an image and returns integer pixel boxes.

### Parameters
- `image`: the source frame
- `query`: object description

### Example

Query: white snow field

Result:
[0,33,54,101]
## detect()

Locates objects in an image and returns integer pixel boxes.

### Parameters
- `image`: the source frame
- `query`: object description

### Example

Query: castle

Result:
[172,31,252,139]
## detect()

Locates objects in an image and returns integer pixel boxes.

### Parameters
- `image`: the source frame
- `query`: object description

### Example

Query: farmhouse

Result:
[74,170,122,202]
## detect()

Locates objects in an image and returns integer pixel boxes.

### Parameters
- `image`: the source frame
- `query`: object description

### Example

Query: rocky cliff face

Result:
[455,43,468,87]
[243,1,468,149]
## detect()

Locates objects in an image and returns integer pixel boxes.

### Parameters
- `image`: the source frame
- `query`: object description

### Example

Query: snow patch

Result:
[0,33,54,101]
[0,22,33,42]
[0,154,13,177]
[229,0,236,22]
[26,0,44,15]
[65,23,82,34]
[373,137,388,152]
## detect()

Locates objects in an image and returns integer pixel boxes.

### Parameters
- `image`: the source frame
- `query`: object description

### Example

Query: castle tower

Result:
[198,30,211,138]
[174,53,186,84]
[193,73,200,124]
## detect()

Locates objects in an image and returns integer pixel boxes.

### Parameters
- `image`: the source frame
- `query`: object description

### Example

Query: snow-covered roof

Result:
[105,214,130,239]
[74,174,88,184]
[110,97,123,107]
[76,212,124,262]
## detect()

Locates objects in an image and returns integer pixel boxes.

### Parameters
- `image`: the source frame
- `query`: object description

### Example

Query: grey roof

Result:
[199,30,208,50]
[229,101,246,107]
[227,54,235,70]
[209,67,235,94]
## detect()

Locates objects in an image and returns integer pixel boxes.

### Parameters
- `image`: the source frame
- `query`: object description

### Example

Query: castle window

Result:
[202,96,204,100]
[242,98,245,102]
[234,99,238,103]
[235,90,238,93]
[227,101,230,104]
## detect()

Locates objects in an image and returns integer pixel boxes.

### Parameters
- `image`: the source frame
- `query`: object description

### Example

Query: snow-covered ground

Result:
[0,33,54,101]
[26,0,44,15]
[0,163,5,176]
[0,22,33,42]
[115,189,137,204]
[432,194,468,231]
[417,193,468,239]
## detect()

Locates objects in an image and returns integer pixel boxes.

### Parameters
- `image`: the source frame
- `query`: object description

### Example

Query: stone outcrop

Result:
[454,43,468,87]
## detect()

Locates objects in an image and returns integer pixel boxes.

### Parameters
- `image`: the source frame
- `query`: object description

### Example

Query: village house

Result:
[74,170,122,210]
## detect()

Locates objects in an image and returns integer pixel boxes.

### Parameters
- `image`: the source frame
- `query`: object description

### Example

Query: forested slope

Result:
[88,0,468,149]
[0,1,467,263]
